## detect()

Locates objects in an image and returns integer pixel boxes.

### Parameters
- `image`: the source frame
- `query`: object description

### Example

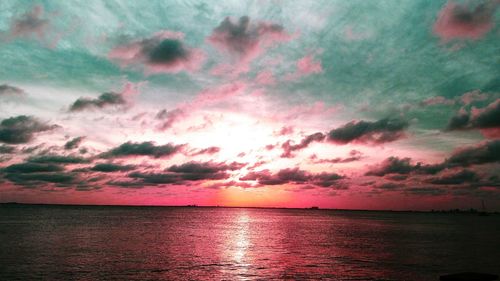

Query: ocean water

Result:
[0,205,499,280]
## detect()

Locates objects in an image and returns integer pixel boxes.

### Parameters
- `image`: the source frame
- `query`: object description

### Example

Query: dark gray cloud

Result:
[240,169,305,185]
[445,140,500,167]
[239,167,344,188]
[75,184,103,192]
[0,115,57,144]
[270,168,310,184]
[5,173,75,185]
[104,141,184,158]
[1,159,90,188]
[415,163,447,175]
[155,109,169,119]
[0,84,25,97]
[364,141,500,195]
[281,132,325,158]
[447,111,470,130]
[385,174,408,181]
[309,150,363,164]
[366,156,447,177]
[188,146,220,156]
[28,155,88,164]
[428,169,479,185]
[434,0,498,41]
[327,118,408,145]
[0,145,15,154]
[448,99,500,124]
[375,182,400,190]
[366,157,414,176]
[128,172,181,185]
[208,16,287,59]
[109,32,203,73]
[126,161,243,185]
[20,144,46,154]
[106,180,145,188]
[8,6,50,39]
[239,170,277,185]
[91,163,136,172]
[310,172,346,188]
[2,162,63,173]
[166,161,244,181]
[472,99,500,128]
[447,99,500,134]
[156,108,185,130]
[64,136,84,150]
[69,92,126,112]
[146,38,188,64]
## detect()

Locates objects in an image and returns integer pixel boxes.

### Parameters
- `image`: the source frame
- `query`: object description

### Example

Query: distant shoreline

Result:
[1,202,498,215]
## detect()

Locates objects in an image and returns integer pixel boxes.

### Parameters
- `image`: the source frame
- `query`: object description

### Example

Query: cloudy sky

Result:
[0,0,499,210]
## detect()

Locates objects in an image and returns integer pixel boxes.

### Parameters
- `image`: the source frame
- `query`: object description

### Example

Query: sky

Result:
[0,0,499,210]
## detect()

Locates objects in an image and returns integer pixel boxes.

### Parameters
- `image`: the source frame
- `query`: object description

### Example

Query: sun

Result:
[178,111,279,162]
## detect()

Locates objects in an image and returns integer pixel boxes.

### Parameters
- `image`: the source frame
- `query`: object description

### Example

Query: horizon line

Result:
[1,202,497,214]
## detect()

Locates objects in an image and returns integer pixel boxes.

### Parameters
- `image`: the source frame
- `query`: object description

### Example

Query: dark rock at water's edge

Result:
[440,272,498,281]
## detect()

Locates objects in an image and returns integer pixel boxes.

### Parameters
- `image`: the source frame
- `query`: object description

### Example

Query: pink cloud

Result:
[448,99,500,138]
[420,91,489,107]
[275,126,294,136]
[479,128,500,139]
[420,96,455,106]
[297,54,323,75]
[460,90,488,105]
[8,6,49,40]
[255,70,276,85]
[433,1,498,41]
[120,81,144,101]
[187,146,221,156]
[209,63,242,76]
[204,180,256,189]
[154,82,247,130]
[109,31,205,74]
[285,54,323,81]
[2,5,67,48]
[188,82,247,110]
[470,98,499,117]
[155,108,185,131]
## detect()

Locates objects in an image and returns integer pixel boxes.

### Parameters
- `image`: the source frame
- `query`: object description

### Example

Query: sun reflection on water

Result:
[221,210,253,279]
[234,212,250,263]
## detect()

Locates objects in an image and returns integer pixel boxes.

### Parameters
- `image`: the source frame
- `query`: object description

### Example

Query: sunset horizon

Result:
[1,1,500,279]
[1,1,499,213]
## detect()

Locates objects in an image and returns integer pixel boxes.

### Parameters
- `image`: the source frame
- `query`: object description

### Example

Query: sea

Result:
[0,204,499,280]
